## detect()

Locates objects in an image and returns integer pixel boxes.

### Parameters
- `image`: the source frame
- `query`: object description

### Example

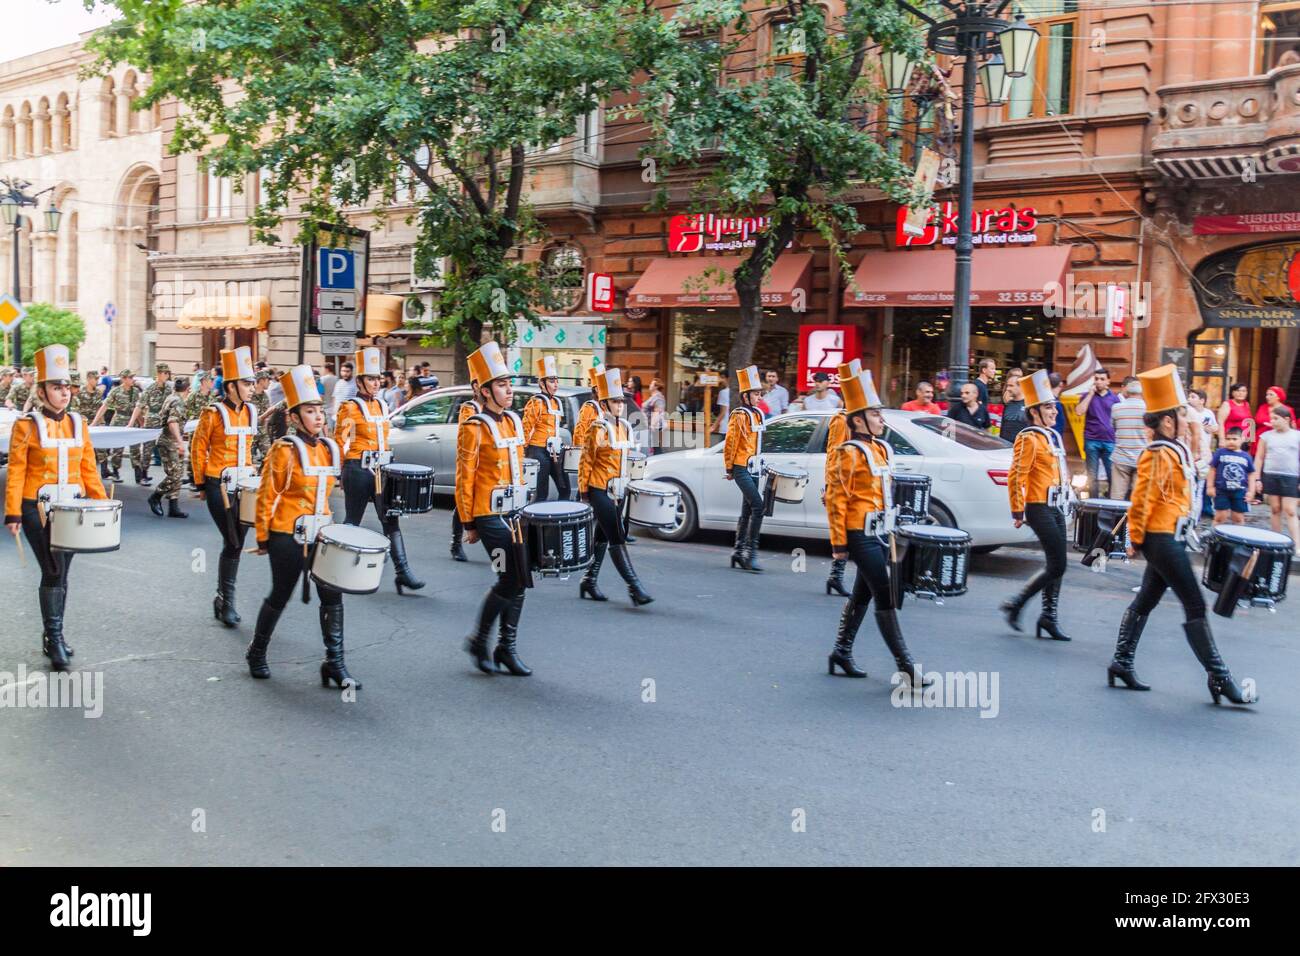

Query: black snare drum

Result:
[521,501,594,577]
[892,473,931,525]
[1072,497,1131,554]
[1202,525,1293,614]
[380,463,435,516]
[896,525,970,599]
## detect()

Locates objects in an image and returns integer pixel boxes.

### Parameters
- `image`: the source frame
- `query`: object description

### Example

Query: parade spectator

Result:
[1218,382,1254,448]
[1253,406,1300,552]
[714,383,730,435]
[332,361,356,413]
[946,382,990,430]
[627,375,645,408]
[642,378,668,453]
[1251,385,1294,456]
[1076,367,1119,498]
[901,381,941,414]
[764,369,790,416]
[800,372,843,411]
[973,358,997,405]
[1048,373,1067,438]
[1108,377,1147,500]
[999,369,1027,443]
[1208,427,1254,527]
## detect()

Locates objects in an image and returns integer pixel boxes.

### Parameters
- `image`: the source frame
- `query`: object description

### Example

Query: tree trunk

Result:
[725,213,802,395]
[452,317,483,385]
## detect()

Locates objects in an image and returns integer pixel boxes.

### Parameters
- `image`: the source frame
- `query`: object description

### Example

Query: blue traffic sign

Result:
[103,302,116,324]
[318,248,356,290]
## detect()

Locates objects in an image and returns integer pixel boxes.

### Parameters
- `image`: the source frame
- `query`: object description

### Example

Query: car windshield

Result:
[910,416,1012,450]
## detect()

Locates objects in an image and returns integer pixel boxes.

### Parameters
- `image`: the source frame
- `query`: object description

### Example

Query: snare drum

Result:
[523,458,540,490]
[892,473,931,524]
[627,479,681,529]
[1072,497,1131,554]
[380,463,435,516]
[765,464,809,504]
[521,501,594,576]
[895,525,970,599]
[237,476,261,526]
[563,447,582,473]
[627,451,648,480]
[1202,525,1293,607]
[310,524,391,594]
[47,498,124,553]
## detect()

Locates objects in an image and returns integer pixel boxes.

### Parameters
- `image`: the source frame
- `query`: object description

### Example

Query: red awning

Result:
[842,246,1072,308]
[627,253,813,309]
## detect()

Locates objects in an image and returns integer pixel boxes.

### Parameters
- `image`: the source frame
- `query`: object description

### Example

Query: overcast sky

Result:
[1,1,118,63]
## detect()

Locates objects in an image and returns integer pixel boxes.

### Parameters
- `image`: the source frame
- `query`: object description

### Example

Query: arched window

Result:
[60,210,79,305]
[56,93,72,150]
[36,97,51,153]
[102,76,117,137]
[1,106,14,160]
[540,244,586,312]
[19,101,33,156]
[123,70,139,133]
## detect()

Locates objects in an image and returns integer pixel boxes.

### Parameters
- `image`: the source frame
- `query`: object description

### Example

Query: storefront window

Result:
[670,308,801,409]
[1260,3,1300,70]
[1190,332,1229,409]
[1005,1,1078,120]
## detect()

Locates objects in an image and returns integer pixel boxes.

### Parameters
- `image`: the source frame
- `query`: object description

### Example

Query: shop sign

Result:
[587,272,615,312]
[797,325,861,392]
[1193,213,1300,236]
[669,213,772,254]
[1104,284,1129,337]
[1193,239,1300,328]
[895,202,1039,248]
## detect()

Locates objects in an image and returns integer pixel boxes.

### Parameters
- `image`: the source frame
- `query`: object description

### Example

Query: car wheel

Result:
[927,499,957,528]
[972,545,1001,555]
[648,481,697,541]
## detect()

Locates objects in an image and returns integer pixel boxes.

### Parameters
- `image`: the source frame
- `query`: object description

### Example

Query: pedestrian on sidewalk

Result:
[1076,367,1119,498]
[1207,427,1253,527]
[1252,406,1300,552]
[1108,377,1146,500]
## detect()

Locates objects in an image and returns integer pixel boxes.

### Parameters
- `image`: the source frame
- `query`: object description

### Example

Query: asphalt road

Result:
[1,481,1296,866]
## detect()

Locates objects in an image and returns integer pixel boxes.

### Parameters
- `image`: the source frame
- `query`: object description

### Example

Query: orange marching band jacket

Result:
[5,410,108,520]
[255,435,341,544]
[335,395,392,466]
[578,414,633,495]
[1127,440,1195,546]
[572,398,600,452]
[523,392,565,451]
[1007,426,1069,519]
[455,409,527,527]
[825,437,892,549]
[191,400,258,484]
[723,406,764,472]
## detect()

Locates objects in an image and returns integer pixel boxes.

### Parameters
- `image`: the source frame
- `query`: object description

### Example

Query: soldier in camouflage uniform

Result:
[148,375,190,518]
[69,370,110,476]
[183,371,214,420]
[91,369,143,481]
[7,367,35,411]
[251,369,274,464]
[127,362,174,485]
[0,366,13,407]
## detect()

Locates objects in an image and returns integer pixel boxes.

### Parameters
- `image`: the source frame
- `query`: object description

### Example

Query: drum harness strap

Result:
[734,406,765,477]
[346,395,391,492]
[535,393,565,455]
[30,409,85,510]
[468,410,526,516]
[215,401,259,488]
[1020,425,1075,516]
[1148,438,1201,550]
[282,435,341,603]
[594,414,638,531]
[840,437,896,543]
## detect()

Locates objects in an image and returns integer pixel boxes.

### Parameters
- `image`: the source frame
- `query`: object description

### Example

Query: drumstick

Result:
[14,532,27,568]
[1082,514,1127,568]
[1242,548,1259,582]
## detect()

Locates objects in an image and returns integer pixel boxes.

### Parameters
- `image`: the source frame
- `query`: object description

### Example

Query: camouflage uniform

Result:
[70,380,108,469]
[0,369,12,406]
[155,391,188,501]
[183,386,213,422]
[103,378,143,474]
[134,371,174,479]
[8,376,33,412]
[251,380,272,464]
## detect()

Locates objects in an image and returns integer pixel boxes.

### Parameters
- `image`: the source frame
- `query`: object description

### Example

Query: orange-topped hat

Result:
[221,346,255,383]
[34,344,72,384]
[535,355,559,379]
[736,365,762,393]
[280,364,321,409]
[1138,363,1187,414]
[842,369,883,414]
[1021,368,1053,408]
[595,367,623,402]
[467,342,511,387]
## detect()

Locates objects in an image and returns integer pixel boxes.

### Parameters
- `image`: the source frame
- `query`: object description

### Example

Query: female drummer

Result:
[568,363,605,497]
[1107,364,1253,705]
[457,342,532,676]
[336,346,424,593]
[577,367,653,606]
[1000,369,1072,641]
[449,380,481,562]
[724,364,766,572]
[246,365,359,688]
[823,359,861,597]
[825,369,929,686]
[522,355,569,502]
[190,346,258,628]
[4,345,108,670]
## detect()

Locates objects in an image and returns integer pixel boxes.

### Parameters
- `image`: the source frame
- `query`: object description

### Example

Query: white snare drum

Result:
[237,476,261,526]
[766,464,809,504]
[523,457,540,493]
[627,479,681,529]
[563,447,582,473]
[47,498,123,553]
[310,524,390,595]
[627,451,648,480]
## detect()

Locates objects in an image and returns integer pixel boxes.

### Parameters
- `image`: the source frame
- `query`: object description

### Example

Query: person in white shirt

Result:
[800,372,843,412]
[330,362,356,423]
[763,369,790,417]
[714,384,730,436]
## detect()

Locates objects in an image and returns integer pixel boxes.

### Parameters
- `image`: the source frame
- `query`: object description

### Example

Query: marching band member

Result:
[190,347,258,628]
[522,355,569,502]
[456,343,532,676]
[1107,365,1253,705]
[449,380,481,562]
[569,363,605,499]
[1000,369,1073,641]
[724,365,766,572]
[577,367,653,606]
[824,359,861,597]
[825,369,929,686]
[4,345,109,670]
[336,347,425,594]
[246,365,359,688]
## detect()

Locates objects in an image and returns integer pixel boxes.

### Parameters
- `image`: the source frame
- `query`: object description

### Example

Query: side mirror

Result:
[391,413,406,429]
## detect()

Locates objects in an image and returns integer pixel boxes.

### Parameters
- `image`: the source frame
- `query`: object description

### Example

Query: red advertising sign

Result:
[797,325,861,392]
[669,213,772,254]
[1289,253,1300,302]
[1193,213,1300,236]
[1105,284,1128,337]
[895,202,1038,248]
[587,272,615,312]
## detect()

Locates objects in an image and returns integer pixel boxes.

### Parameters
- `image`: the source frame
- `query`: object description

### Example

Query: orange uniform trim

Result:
[454,412,526,524]
[571,399,600,451]
[190,401,254,483]
[1007,429,1060,517]
[825,410,849,481]
[723,407,760,471]
[1127,444,1192,545]
[4,414,107,518]
[522,393,563,448]
[334,396,390,460]
[825,439,889,549]
[254,438,337,542]
[457,400,481,425]
[578,417,630,493]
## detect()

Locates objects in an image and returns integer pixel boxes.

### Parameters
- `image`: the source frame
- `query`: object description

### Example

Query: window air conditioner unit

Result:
[403,292,437,323]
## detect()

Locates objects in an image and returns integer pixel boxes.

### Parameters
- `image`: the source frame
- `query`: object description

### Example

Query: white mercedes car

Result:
[641,409,1037,551]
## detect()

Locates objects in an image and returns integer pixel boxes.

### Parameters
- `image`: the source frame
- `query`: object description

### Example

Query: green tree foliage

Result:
[638,0,931,391]
[88,0,674,376]
[17,303,87,365]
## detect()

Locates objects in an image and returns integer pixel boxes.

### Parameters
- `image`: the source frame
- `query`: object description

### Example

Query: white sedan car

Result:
[641,409,1037,550]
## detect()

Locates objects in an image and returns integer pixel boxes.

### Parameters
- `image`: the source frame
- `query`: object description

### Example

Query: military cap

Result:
[119,368,135,378]
[155,362,171,373]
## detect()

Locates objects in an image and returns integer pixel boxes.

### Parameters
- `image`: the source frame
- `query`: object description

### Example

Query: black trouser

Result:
[341,459,398,534]
[732,465,764,537]
[1129,532,1206,623]
[21,499,72,588]
[588,486,625,545]
[1026,502,1068,582]
[526,445,570,502]
[265,531,342,612]
[474,515,528,601]
[204,477,249,560]
[845,529,895,611]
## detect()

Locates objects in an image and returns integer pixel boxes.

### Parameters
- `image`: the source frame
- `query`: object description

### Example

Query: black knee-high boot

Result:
[579,539,608,601]
[609,543,653,606]
[729,514,750,569]
[320,604,360,689]
[493,594,531,676]
[875,608,931,686]
[1184,618,1253,705]
[214,555,241,627]
[1035,577,1070,641]
[449,515,467,562]
[1000,570,1048,632]
[465,590,508,674]
[245,601,282,679]
[828,600,868,677]
[826,558,849,596]
[1107,609,1150,690]
[39,586,70,671]
[745,512,765,572]
[387,527,425,594]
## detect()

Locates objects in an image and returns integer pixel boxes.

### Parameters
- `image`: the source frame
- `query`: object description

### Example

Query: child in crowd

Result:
[1206,427,1254,526]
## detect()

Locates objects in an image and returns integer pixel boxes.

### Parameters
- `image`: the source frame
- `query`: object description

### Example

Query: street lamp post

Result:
[1,178,62,366]
[885,3,1038,402]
